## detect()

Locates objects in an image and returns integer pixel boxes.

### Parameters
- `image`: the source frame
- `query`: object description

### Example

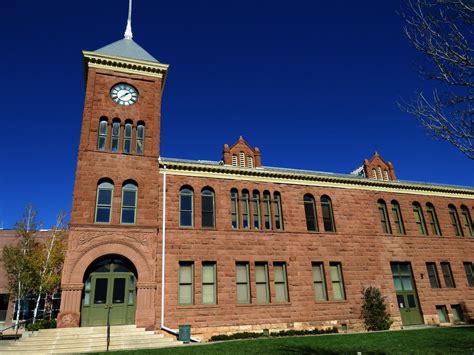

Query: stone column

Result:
[135,282,157,330]
[57,283,83,328]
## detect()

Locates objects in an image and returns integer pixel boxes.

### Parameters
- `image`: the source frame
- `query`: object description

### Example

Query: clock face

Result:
[110,84,139,106]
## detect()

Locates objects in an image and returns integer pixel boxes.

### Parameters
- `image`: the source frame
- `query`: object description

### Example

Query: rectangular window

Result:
[236,262,250,304]
[0,294,9,321]
[426,262,440,288]
[255,262,270,304]
[312,262,327,301]
[241,191,250,229]
[252,192,261,229]
[330,262,345,300]
[179,262,194,305]
[451,304,464,322]
[202,262,217,304]
[231,190,239,229]
[436,305,449,323]
[463,262,474,287]
[441,262,455,288]
[273,262,288,303]
[274,193,283,230]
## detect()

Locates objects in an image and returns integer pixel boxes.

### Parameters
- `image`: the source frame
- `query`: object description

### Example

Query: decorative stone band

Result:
[61,283,84,292]
[137,282,158,290]
[159,159,474,199]
[83,51,169,81]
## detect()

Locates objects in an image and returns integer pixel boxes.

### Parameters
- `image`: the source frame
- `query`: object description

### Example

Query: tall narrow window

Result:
[449,204,463,237]
[441,262,455,288]
[247,156,254,168]
[121,181,138,224]
[330,262,345,300]
[231,189,239,229]
[412,202,427,235]
[273,262,288,303]
[377,167,382,179]
[123,121,132,154]
[378,200,392,234]
[321,195,336,232]
[97,118,108,151]
[426,262,441,288]
[232,155,238,167]
[426,203,441,236]
[178,262,194,305]
[391,200,405,234]
[95,180,114,223]
[252,190,261,229]
[383,170,389,181]
[372,168,377,179]
[111,119,120,152]
[236,262,250,304]
[202,262,217,304]
[304,194,318,232]
[241,189,250,229]
[136,122,145,155]
[201,188,215,228]
[263,191,272,230]
[255,262,270,304]
[274,192,283,230]
[312,262,327,301]
[463,262,474,287]
[460,205,473,237]
[239,152,245,168]
[179,187,193,227]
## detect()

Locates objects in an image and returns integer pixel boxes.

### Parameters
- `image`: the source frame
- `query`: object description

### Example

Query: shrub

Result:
[209,327,338,342]
[360,286,392,331]
[26,319,57,331]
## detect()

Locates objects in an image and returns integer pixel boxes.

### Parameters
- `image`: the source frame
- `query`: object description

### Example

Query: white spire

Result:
[124,0,133,40]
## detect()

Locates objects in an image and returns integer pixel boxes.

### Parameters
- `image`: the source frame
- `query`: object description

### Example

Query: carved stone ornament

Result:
[57,312,80,328]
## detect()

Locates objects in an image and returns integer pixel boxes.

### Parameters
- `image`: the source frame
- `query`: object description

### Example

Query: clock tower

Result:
[57,3,168,329]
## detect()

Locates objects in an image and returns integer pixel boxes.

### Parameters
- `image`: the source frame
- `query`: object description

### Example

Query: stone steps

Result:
[0,325,183,354]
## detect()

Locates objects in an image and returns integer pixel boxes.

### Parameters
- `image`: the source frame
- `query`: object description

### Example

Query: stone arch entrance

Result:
[81,255,137,326]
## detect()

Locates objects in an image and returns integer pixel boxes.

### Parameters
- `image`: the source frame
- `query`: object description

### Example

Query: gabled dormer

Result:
[223,136,262,168]
[362,151,397,181]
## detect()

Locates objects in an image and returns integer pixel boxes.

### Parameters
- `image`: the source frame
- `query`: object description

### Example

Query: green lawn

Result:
[97,327,474,355]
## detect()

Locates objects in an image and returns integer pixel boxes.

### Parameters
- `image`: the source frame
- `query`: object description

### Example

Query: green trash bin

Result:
[179,324,191,343]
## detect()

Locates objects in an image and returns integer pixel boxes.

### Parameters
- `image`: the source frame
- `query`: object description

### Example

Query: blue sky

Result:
[0,1,472,229]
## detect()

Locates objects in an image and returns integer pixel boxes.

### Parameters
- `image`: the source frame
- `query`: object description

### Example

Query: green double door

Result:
[391,262,423,326]
[81,271,136,326]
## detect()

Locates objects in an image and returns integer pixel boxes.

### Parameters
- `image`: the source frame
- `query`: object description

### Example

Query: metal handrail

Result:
[0,311,51,340]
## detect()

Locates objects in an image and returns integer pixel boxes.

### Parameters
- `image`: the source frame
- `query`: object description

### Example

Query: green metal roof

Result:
[94,38,159,63]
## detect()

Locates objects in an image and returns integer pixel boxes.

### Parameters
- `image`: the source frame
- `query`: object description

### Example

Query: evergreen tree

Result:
[360,286,392,331]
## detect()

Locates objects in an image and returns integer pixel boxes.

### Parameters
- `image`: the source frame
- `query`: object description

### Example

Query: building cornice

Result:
[159,159,474,199]
[82,51,169,83]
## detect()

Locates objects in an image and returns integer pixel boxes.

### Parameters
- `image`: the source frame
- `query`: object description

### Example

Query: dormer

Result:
[363,151,397,181]
[223,136,262,168]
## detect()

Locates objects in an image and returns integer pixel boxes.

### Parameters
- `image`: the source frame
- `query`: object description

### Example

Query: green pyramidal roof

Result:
[94,38,159,63]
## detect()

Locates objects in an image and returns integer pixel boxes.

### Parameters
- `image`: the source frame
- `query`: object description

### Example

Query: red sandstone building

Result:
[2,11,473,340]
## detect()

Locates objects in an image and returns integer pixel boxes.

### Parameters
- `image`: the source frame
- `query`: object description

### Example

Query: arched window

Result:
[304,194,318,232]
[239,152,245,168]
[201,187,215,228]
[97,117,108,151]
[377,167,383,180]
[263,191,272,230]
[372,169,377,179]
[274,192,283,230]
[136,122,145,155]
[232,155,238,167]
[320,195,335,232]
[426,203,441,236]
[449,204,463,237]
[121,181,138,224]
[123,120,133,154]
[391,200,405,234]
[252,190,261,229]
[247,156,254,168]
[230,188,239,229]
[378,199,392,234]
[95,179,114,223]
[383,170,389,181]
[412,202,427,235]
[111,118,121,152]
[179,186,194,227]
[241,189,250,229]
[461,205,473,237]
